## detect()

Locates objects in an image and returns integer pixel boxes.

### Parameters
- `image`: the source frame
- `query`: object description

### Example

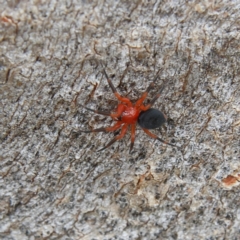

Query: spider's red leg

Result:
[147,85,165,106]
[97,123,128,152]
[135,82,155,107]
[80,121,122,133]
[102,69,132,106]
[141,128,177,148]
[139,84,165,111]
[135,72,163,107]
[81,105,111,116]
[82,104,125,119]
[129,124,136,153]
[110,104,125,118]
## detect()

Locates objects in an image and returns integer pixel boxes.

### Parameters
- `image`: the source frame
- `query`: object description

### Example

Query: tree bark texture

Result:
[0,0,240,239]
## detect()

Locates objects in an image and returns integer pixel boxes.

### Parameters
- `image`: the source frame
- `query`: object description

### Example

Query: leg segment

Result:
[80,121,122,133]
[142,128,177,148]
[148,84,165,106]
[139,84,165,111]
[135,73,164,107]
[81,105,111,116]
[97,123,128,151]
[110,104,125,118]
[129,124,136,153]
[102,69,132,106]
[135,82,155,107]
[81,104,125,119]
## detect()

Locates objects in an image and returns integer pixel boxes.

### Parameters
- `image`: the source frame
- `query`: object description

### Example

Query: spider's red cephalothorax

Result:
[80,69,177,152]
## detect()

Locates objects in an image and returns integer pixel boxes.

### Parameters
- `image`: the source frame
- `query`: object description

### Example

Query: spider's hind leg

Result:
[142,128,178,148]
[129,124,136,153]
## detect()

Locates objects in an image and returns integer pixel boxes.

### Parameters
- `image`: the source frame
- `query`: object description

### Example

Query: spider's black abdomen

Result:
[138,108,166,129]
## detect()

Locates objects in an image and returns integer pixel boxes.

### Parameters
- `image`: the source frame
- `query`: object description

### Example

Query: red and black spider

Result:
[80,69,177,152]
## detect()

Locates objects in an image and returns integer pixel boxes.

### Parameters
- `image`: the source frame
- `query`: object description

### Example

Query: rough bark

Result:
[0,0,240,239]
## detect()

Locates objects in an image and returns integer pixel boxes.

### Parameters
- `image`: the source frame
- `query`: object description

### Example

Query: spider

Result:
[80,69,177,152]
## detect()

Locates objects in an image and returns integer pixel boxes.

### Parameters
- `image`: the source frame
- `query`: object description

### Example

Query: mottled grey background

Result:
[0,0,240,239]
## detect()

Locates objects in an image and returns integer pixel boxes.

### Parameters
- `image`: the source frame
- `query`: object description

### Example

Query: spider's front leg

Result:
[97,123,129,152]
[79,121,123,133]
[81,104,126,119]
[80,104,111,116]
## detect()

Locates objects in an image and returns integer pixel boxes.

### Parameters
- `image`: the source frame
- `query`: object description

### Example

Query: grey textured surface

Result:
[0,0,240,239]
